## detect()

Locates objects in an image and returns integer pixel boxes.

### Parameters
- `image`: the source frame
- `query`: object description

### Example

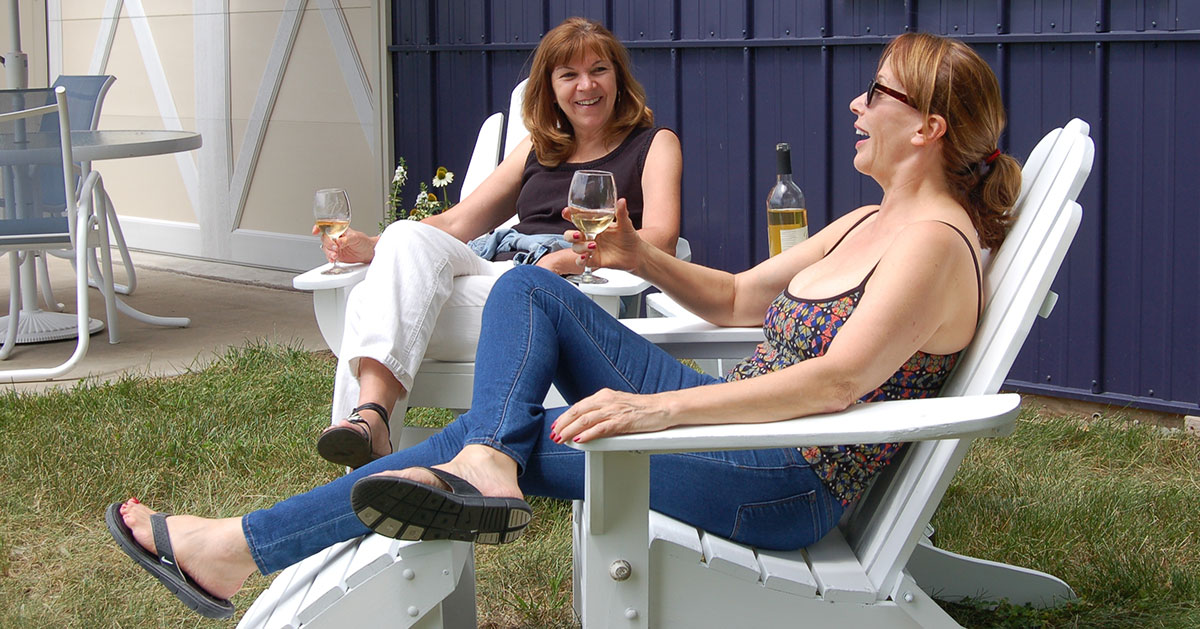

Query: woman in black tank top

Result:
[307,18,682,468]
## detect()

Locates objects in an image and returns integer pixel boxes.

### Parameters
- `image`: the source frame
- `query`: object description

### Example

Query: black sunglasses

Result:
[866,79,916,109]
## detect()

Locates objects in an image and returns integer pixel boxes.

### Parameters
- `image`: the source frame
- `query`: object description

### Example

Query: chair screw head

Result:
[625,608,639,619]
[610,559,632,581]
[403,568,415,580]
[903,591,914,603]
[407,606,420,617]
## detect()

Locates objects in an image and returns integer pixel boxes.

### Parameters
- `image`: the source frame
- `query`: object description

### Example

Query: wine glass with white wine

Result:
[313,188,352,275]
[565,170,617,285]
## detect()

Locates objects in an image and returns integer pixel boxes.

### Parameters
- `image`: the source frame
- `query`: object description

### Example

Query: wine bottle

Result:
[766,142,808,257]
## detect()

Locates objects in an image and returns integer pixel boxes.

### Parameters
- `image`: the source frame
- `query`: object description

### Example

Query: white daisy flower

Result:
[432,166,454,188]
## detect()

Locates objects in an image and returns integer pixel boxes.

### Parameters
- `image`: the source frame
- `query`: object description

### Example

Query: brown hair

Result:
[522,17,653,167]
[880,32,1020,250]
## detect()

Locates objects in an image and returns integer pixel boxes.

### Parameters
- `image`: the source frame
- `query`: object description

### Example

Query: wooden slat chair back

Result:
[843,119,1094,597]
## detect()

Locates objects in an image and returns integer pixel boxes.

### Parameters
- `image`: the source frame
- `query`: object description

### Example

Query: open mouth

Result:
[575,96,601,106]
[855,128,870,139]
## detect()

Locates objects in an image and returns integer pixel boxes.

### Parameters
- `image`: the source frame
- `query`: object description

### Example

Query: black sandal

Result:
[105,503,236,619]
[352,467,533,545]
[316,402,391,468]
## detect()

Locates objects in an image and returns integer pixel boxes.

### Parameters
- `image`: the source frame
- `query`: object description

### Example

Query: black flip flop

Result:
[105,503,235,619]
[317,402,391,469]
[351,467,533,545]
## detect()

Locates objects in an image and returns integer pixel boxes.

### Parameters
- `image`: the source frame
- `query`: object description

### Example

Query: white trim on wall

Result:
[228,0,306,229]
[194,0,232,259]
[124,0,200,211]
[316,0,375,154]
[87,0,123,76]
[118,217,327,271]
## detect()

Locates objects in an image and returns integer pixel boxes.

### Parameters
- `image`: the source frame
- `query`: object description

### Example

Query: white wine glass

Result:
[565,170,617,285]
[314,188,352,275]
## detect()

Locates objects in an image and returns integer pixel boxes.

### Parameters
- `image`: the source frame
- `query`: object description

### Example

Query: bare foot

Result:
[322,406,391,458]
[118,499,257,601]
[372,444,524,500]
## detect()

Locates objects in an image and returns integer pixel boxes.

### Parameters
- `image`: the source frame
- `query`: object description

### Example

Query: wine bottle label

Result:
[779,226,809,251]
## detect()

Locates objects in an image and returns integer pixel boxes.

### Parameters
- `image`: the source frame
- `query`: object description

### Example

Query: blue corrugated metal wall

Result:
[389,0,1200,416]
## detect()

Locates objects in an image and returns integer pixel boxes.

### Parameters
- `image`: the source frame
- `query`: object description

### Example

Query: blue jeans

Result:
[243,266,842,574]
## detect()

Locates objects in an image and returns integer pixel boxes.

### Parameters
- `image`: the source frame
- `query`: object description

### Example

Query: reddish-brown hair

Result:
[523,17,653,167]
[881,32,1020,249]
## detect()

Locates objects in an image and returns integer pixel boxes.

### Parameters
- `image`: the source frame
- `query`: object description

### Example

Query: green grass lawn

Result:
[0,342,1196,628]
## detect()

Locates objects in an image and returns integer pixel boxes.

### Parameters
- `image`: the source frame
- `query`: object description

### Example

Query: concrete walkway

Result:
[1,251,326,394]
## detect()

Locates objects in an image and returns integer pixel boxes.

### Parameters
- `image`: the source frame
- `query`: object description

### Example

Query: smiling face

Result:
[849,58,924,178]
[551,50,618,138]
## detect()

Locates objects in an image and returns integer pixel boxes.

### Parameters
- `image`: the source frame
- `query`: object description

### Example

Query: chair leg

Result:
[890,573,964,629]
[83,191,121,344]
[906,537,1076,608]
[103,187,137,295]
[35,253,64,311]
[0,253,21,360]
[0,213,94,381]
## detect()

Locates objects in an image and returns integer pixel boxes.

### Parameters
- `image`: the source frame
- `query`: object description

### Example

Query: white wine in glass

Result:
[565,170,617,285]
[314,188,352,275]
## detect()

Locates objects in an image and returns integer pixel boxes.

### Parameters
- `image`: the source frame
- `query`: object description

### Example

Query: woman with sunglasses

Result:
[107,32,1020,619]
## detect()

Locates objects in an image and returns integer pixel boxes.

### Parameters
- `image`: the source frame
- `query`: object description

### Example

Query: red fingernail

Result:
[587,242,596,250]
[549,431,558,441]
[130,497,140,504]
[573,233,581,240]
[573,436,581,442]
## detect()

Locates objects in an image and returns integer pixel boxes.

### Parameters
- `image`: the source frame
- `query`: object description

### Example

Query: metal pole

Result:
[6,0,27,88]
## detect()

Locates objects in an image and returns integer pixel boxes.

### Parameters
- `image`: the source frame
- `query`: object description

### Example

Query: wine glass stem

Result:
[583,235,595,276]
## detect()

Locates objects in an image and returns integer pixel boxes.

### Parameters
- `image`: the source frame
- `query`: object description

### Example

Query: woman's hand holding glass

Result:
[313,189,353,275]
[564,197,644,274]
[314,224,376,265]
[563,170,617,284]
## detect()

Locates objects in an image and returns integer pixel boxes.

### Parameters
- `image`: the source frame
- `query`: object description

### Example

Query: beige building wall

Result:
[2,0,391,272]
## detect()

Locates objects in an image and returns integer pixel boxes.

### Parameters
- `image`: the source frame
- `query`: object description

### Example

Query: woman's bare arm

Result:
[580,205,882,326]
[323,138,531,264]
[423,137,531,241]
[552,220,979,442]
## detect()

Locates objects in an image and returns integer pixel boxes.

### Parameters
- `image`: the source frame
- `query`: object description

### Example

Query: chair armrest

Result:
[569,393,1021,455]
[572,238,692,298]
[570,392,1019,626]
[620,316,764,359]
[293,262,370,291]
[573,268,651,297]
[293,263,371,354]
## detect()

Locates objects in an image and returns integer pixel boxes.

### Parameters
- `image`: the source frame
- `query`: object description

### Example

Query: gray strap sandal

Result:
[105,503,235,619]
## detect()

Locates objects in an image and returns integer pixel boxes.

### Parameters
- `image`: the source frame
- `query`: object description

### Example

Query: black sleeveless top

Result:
[510,125,670,236]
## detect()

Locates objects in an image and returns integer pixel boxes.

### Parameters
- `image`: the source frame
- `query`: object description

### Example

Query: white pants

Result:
[331,220,511,429]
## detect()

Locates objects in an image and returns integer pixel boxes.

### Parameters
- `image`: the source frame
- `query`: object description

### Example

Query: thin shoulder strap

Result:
[827,209,880,254]
[936,221,984,323]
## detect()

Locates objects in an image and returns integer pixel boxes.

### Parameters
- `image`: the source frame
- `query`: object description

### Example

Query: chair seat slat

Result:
[804,529,878,604]
[699,530,761,583]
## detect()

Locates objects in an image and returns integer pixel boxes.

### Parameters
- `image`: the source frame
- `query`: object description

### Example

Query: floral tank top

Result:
[723,212,982,506]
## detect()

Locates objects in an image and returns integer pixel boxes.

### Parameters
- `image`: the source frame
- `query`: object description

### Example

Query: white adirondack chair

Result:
[569,118,1094,627]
